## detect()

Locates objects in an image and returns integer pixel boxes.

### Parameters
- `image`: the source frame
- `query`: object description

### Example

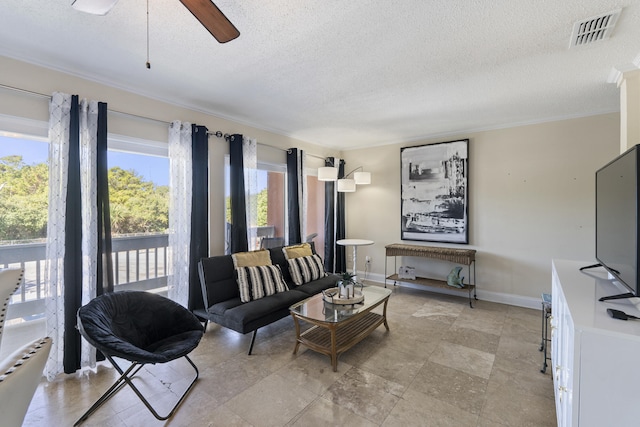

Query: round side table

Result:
[336,239,374,279]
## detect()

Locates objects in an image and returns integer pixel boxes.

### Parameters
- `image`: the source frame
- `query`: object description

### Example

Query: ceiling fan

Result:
[71,0,240,43]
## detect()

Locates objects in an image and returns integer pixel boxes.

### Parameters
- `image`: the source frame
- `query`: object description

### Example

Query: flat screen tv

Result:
[594,144,640,301]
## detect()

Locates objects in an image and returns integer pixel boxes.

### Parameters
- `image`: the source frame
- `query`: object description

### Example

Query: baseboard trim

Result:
[360,271,541,310]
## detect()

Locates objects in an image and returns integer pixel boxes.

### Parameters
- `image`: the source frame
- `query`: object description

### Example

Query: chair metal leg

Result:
[540,298,552,374]
[539,301,545,351]
[74,355,199,426]
[248,329,257,355]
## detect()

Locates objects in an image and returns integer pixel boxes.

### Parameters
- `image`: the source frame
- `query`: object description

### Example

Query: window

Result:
[0,129,170,357]
[0,132,49,355]
[224,158,287,253]
[106,148,169,293]
[257,163,286,250]
[223,154,330,255]
[305,171,325,256]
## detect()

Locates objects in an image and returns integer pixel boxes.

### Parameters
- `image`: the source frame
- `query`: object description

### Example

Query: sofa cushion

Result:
[288,254,327,286]
[199,255,239,306]
[294,273,340,295]
[235,264,288,303]
[282,243,313,260]
[207,298,243,316]
[223,289,308,330]
[268,246,292,284]
[232,249,272,268]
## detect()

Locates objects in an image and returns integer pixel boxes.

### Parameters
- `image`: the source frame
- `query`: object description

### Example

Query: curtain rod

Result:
[203,133,285,151]
[207,132,328,159]
[0,83,172,126]
[0,83,330,159]
[305,152,327,161]
[255,145,330,161]
[0,83,49,100]
[1,83,220,133]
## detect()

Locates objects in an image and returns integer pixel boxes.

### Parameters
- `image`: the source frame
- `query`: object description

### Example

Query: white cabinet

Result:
[551,260,640,427]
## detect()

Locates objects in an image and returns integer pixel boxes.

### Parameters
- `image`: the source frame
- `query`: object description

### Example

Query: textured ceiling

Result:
[1,1,640,150]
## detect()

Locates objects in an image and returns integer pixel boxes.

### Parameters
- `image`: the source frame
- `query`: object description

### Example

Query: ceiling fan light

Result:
[337,178,356,192]
[318,166,338,181]
[71,0,119,15]
[354,171,371,185]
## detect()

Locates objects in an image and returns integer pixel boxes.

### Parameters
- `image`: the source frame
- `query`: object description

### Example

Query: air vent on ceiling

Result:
[570,9,621,48]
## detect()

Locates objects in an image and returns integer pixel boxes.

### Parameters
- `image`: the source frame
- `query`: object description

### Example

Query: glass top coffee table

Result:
[289,285,392,371]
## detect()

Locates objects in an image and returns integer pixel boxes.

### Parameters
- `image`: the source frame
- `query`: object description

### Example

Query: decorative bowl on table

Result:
[321,287,364,305]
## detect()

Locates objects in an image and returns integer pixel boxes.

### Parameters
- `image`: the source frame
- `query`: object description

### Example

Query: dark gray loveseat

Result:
[194,246,339,354]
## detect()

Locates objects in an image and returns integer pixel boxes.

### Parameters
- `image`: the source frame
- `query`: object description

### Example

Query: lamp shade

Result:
[354,171,371,185]
[318,166,338,181]
[337,178,356,192]
[72,0,119,15]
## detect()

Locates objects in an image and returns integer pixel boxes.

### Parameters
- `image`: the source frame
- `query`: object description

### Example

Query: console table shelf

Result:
[384,243,477,307]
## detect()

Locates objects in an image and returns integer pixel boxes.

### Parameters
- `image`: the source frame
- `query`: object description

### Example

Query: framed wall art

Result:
[400,139,469,244]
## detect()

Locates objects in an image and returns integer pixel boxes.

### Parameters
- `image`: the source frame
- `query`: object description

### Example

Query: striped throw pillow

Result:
[235,264,288,303]
[288,254,328,286]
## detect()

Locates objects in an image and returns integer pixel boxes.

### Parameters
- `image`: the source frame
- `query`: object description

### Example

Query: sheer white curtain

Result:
[78,99,99,369]
[167,121,192,307]
[45,93,99,379]
[45,93,70,379]
[243,137,258,249]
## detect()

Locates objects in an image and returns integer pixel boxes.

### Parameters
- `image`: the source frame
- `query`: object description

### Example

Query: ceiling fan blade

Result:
[179,0,240,43]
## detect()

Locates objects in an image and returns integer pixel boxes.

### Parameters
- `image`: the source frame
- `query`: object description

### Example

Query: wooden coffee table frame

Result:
[290,290,390,372]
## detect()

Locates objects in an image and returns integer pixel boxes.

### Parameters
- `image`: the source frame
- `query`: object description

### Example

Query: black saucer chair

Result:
[74,291,204,426]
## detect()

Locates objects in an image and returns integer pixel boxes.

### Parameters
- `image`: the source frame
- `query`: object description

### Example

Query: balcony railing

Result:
[0,234,168,321]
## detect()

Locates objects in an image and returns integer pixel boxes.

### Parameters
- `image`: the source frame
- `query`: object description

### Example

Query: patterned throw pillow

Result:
[235,264,288,303]
[288,254,328,286]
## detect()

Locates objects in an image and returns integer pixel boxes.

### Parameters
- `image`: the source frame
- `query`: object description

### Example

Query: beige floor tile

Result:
[323,367,403,423]
[429,341,495,380]
[193,355,274,407]
[375,327,441,358]
[187,405,254,427]
[500,308,542,341]
[225,373,318,426]
[496,335,543,368]
[482,382,557,427]
[382,387,479,427]
[275,351,350,395]
[507,305,541,319]
[290,397,377,427]
[409,361,489,415]
[476,416,509,426]
[337,331,386,368]
[453,309,507,335]
[443,325,500,354]
[489,355,555,400]
[390,312,453,342]
[22,287,556,426]
[359,344,426,388]
[471,299,511,313]
[385,294,429,316]
[410,299,466,324]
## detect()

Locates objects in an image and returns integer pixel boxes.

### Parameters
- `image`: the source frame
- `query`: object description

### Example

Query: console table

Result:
[384,243,477,307]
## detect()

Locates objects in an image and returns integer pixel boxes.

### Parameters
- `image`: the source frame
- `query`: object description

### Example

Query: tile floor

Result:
[22,284,557,426]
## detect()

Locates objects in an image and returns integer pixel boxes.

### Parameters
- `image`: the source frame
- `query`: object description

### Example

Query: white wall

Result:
[0,55,339,256]
[0,55,623,307]
[343,114,620,306]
